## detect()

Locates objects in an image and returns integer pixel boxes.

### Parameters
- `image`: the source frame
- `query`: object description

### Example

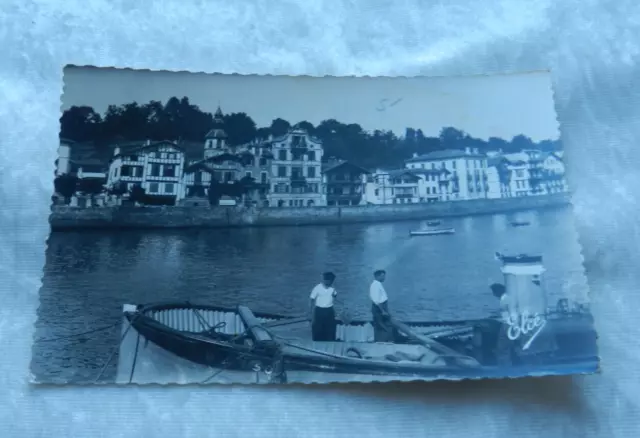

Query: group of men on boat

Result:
[308,269,396,343]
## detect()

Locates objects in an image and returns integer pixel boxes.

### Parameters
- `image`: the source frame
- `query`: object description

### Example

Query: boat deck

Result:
[146,307,472,343]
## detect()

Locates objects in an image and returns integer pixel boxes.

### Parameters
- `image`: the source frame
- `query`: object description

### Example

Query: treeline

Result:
[61,96,561,169]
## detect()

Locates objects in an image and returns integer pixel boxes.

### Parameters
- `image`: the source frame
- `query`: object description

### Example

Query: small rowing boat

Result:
[410,228,455,236]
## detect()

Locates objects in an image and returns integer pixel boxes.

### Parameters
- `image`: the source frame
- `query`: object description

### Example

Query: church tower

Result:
[204,106,228,160]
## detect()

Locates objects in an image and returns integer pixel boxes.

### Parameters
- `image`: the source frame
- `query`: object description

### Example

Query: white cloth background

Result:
[0,0,637,436]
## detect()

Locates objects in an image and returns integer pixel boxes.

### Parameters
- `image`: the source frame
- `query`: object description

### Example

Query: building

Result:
[404,147,489,200]
[405,168,454,202]
[54,139,110,206]
[106,140,185,205]
[364,169,422,204]
[265,127,325,207]
[56,138,73,176]
[322,160,370,206]
[501,152,532,197]
[540,152,568,194]
[182,107,273,206]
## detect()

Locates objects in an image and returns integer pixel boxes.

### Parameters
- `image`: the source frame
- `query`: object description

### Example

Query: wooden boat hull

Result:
[122,302,599,379]
[410,228,455,236]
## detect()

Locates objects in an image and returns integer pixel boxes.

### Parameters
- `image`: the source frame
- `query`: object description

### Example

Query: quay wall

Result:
[49,193,572,231]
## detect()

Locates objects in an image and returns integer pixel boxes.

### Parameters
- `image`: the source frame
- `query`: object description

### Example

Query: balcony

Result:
[290,175,307,187]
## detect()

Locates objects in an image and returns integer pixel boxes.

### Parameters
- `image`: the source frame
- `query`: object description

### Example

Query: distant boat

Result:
[510,221,530,227]
[410,228,455,237]
[426,220,441,226]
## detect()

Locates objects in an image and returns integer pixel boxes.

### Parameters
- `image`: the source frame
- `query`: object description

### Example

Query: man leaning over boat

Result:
[370,270,397,343]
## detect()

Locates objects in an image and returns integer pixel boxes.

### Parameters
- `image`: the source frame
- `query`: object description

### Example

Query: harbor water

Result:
[31,206,590,383]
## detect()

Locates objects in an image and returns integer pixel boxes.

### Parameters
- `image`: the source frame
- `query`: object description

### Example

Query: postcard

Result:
[31,67,598,385]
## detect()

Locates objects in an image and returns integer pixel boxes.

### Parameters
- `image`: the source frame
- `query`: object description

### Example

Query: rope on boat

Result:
[128,332,141,384]
[94,312,142,383]
[35,322,120,343]
[200,328,253,384]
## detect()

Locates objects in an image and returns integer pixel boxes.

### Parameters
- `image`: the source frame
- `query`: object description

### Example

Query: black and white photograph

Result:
[31,67,599,385]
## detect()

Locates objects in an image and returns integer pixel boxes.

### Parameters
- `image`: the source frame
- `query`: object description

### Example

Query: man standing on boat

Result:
[370,270,395,342]
[309,272,338,342]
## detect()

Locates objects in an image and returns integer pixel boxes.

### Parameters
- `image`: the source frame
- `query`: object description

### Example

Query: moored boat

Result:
[119,253,598,382]
[410,228,455,236]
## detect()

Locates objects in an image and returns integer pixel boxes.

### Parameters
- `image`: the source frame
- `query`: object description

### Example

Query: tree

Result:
[294,120,315,135]
[510,134,535,152]
[60,106,102,142]
[223,112,257,145]
[53,174,78,204]
[270,118,291,137]
[439,127,466,149]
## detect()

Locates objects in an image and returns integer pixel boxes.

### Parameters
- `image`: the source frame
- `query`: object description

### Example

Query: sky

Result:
[62,66,560,142]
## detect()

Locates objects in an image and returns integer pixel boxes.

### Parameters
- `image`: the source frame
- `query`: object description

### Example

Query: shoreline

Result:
[49,193,572,232]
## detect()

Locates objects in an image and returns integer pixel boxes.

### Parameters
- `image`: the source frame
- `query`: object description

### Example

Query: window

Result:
[278,150,287,161]
[516,170,524,177]
[149,182,159,193]
[164,183,174,194]
[307,167,316,178]
[224,172,234,182]
[421,163,425,169]
[245,171,253,179]
[289,200,294,207]
[163,165,176,177]
[150,164,160,177]
[166,153,174,160]
[431,163,436,170]
[292,167,303,178]
[308,151,316,161]
[374,189,379,196]
[261,172,268,184]
[452,161,456,169]
[259,157,267,166]
[148,152,156,159]
[278,166,287,177]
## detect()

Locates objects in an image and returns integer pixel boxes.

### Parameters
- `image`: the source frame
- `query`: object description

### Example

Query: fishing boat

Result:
[120,253,598,382]
[409,227,455,236]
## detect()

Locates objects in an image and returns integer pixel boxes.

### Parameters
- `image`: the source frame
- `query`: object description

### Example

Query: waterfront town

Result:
[54,106,568,209]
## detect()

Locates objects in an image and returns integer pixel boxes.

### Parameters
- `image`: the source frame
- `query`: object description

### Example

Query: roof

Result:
[205,128,227,139]
[405,149,484,163]
[322,160,371,174]
[386,169,421,179]
[113,140,184,158]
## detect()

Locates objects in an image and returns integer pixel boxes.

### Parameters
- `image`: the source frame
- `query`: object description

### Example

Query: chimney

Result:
[465,146,471,154]
[114,146,120,157]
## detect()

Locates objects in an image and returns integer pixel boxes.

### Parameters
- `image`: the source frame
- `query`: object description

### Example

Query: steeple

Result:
[213,106,224,125]
[204,105,228,159]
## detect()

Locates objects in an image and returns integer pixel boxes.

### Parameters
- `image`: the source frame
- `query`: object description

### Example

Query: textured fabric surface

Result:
[0,0,637,436]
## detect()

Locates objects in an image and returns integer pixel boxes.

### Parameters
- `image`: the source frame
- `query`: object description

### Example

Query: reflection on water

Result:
[32,206,589,383]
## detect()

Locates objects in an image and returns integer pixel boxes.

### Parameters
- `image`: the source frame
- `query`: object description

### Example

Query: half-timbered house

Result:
[106,140,185,205]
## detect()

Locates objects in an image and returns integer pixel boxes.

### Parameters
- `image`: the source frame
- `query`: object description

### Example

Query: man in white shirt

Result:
[309,272,338,341]
[370,270,395,342]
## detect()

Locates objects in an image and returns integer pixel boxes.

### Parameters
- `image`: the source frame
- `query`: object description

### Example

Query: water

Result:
[31,206,590,383]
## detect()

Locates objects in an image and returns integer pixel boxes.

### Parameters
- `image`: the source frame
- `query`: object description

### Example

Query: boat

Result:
[510,221,530,227]
[410,228,455,236]
[426,220,441,226]
[119,253,598,382]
